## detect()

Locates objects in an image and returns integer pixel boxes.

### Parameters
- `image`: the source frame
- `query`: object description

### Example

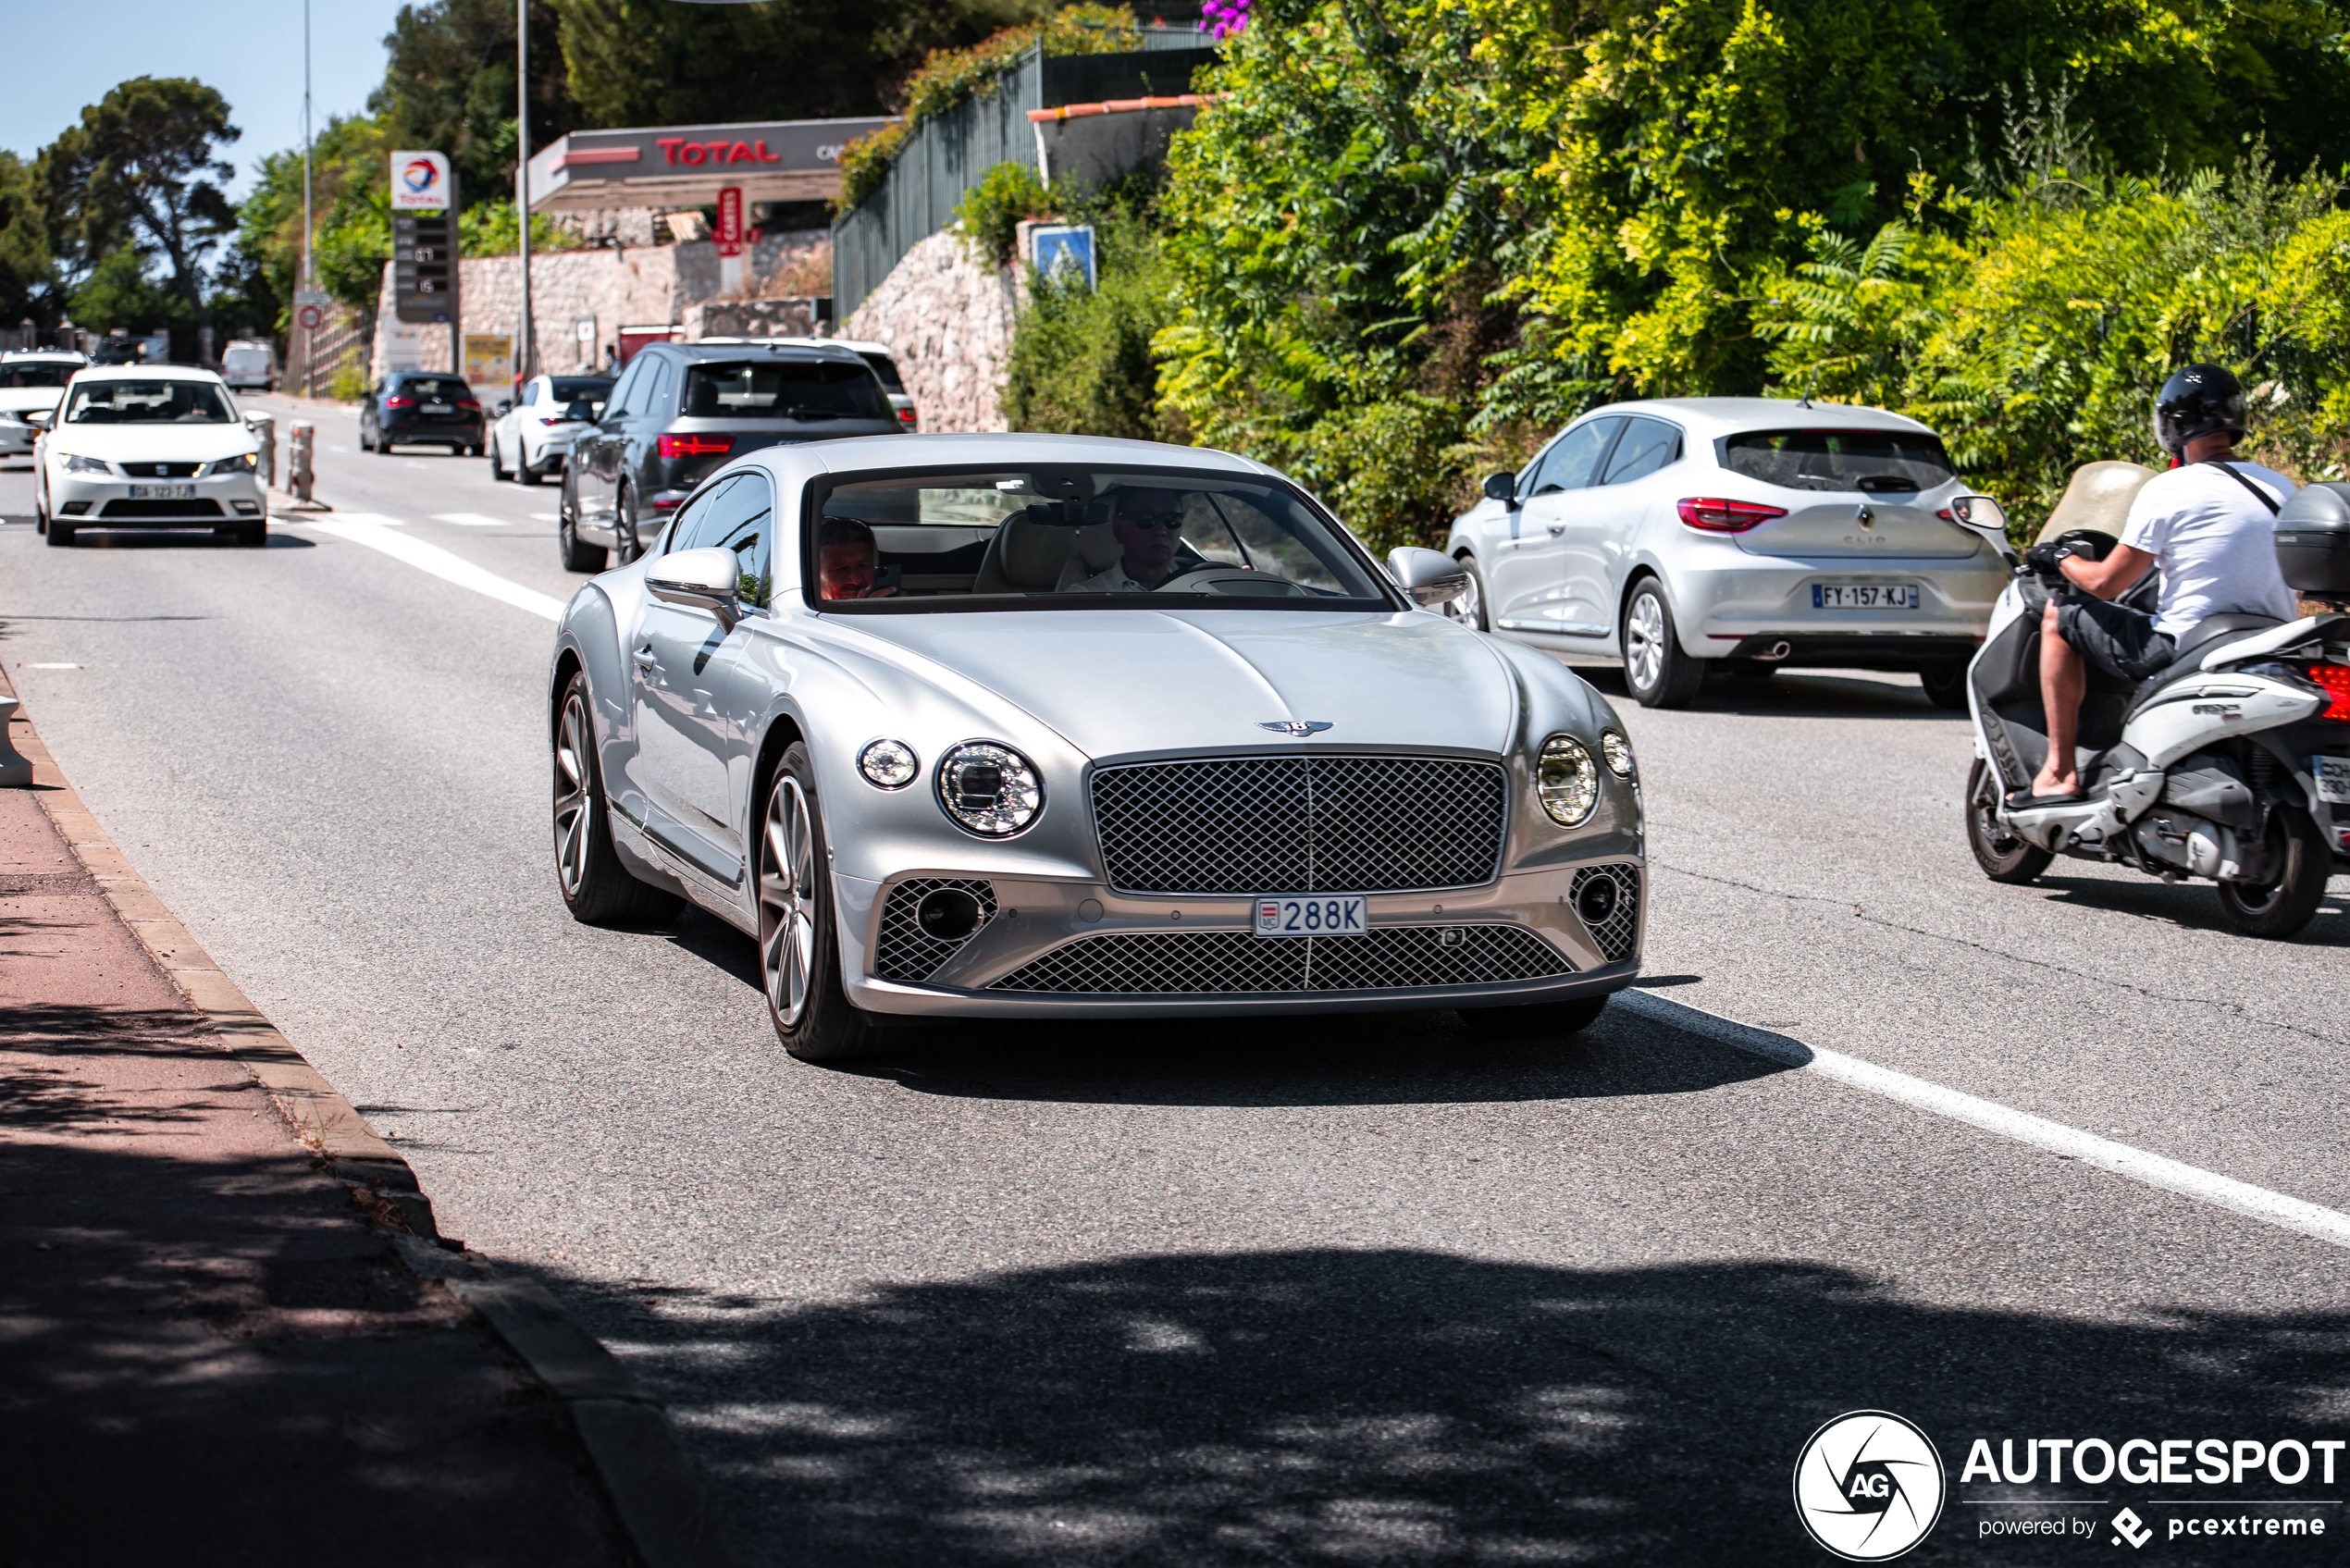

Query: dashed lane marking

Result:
[432,512,512,527]
[1620,989,2350,1251]
[298,515,565,622]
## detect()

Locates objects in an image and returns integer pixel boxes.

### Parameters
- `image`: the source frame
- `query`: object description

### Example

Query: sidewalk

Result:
[0,744,634,1563]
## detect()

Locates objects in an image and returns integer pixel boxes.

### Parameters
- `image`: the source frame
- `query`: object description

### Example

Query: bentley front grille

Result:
[986,922,1570,995]
[1570,864,1640,963]
[872,878,997,982]
[1089,756,1508,895]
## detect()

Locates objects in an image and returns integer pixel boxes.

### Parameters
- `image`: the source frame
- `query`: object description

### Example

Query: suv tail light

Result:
[2311,661,2350,721]
[896,405,919,427]
[455,397,481,411]
[384,395,415,410]
[1676,497,1787,533]
[658,434,733,459]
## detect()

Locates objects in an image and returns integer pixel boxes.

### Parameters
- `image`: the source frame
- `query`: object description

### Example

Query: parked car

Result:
[489,372,613,486]
[560,340,897,573]
[358,370,485,456]
[1444,398,2012,709]
[0,350,87,461]
[548,432,1644,1063]
[218,339,278,392]
[32,364,266,547]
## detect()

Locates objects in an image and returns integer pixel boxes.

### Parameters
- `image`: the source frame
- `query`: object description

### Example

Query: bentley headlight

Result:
[935,741,1042,836]
[858,738,918,790]
[1536,735,1600,826]
[1601,729,1636,780]
[63,453,110,474]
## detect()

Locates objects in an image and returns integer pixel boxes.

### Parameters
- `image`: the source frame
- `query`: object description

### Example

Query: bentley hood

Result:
[841,609,1523,759]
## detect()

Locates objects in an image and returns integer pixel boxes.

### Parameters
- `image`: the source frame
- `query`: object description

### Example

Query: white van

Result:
[220,340,278,392]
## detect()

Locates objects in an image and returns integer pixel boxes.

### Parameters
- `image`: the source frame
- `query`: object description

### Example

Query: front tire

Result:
[551,673,684,926]
[759,744,887,1064]
[1443,552,1490,632]
[612,484,643,565]
[1622,579,1705,709]
[2214,805,2331,939]
[1458,993,1612,1040]
[559,472,607,574]
[1965,757,2052,883]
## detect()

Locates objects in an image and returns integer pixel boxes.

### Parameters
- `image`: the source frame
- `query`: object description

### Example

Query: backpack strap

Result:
[2211,460,2282,515]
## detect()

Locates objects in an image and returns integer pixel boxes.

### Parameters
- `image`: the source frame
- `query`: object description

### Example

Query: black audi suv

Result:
[559,340,898,571]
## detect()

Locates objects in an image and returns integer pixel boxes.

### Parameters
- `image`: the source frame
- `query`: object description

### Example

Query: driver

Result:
[1065,489,1193,591]
[817,517,895,600]
[2019,364,2296,807]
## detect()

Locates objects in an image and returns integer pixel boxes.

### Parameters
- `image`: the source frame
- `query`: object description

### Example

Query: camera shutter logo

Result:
[1792,1410,1947,1561]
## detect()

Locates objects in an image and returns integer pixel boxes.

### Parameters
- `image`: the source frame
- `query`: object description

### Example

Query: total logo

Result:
[1794,1411,1948,1561]
[399,157,441,197]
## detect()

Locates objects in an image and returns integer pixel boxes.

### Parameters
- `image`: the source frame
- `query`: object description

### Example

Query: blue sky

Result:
[2,1,412,199]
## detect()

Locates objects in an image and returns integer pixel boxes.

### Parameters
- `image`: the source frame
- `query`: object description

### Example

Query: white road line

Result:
[432,512,511,527]
[1619,990,2350,1251]
[315,511,405,526]
[303,517,566,623]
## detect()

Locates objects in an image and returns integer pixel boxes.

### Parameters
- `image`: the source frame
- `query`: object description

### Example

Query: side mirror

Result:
[646,545,742,630]
[1948,494,2016,562]
[1481,471,1518,509]
[24,410,50,430]
[494,399,513,417]
[1387,546,1471,611]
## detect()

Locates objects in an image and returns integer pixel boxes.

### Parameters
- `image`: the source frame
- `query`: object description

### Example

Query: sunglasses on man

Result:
[1120,510,1186,531]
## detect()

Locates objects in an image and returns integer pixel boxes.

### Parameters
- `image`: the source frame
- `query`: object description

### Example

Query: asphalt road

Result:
[6,398,2348,1566]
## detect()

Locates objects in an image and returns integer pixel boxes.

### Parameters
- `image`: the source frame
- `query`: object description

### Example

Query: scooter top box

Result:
[2277,481,2350,595]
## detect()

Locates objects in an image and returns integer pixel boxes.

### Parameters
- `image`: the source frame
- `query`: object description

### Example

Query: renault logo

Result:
[1857,504,1875,529]
[1259,721,1333,736]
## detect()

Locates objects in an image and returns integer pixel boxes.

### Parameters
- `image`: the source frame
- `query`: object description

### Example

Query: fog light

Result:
[916,887,983,941]
[1577,874,1620,926]
[232,500,261,515]
[60,500,91,516]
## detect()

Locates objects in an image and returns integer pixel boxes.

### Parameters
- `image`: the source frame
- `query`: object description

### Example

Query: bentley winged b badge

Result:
[1259,721,1334,736]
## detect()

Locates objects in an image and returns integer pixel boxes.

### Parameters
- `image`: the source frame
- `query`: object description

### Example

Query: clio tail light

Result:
[1676,497,1787,533]
[658,434,733,459]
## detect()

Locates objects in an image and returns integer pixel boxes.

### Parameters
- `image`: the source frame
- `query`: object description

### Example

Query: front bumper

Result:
[833,859,1644,1019]
[48,467,266,527]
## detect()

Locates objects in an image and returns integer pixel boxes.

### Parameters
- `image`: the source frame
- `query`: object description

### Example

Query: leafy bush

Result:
[459,199,582,258]
[835,4,1144,212]
[1003,204,1184,442]
[955,163,1056,269]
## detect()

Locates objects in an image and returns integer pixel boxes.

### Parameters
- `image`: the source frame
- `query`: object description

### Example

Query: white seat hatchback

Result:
[1445,398,2014,708]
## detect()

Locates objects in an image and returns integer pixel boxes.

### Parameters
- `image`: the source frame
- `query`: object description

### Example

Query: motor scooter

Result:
[1961,469,2350,938]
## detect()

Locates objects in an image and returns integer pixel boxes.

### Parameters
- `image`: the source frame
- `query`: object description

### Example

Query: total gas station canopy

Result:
[526,117,897,211]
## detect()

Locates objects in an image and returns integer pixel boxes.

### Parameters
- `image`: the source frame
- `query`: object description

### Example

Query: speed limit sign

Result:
[297,303,324,331]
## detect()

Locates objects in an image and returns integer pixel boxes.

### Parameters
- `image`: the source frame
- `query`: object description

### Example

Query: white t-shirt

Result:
[2118,460,2298,638]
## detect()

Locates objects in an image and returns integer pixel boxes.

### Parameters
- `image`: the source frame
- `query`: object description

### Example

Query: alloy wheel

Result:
[1443,560,1482,628]
[759,776,819,1029]
[552,691,595,897]
[1626,592,1666,691]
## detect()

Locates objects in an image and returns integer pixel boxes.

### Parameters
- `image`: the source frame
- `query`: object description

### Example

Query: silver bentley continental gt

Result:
[549,434,1646,1063]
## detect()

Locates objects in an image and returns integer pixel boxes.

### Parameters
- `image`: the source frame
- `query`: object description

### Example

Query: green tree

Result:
[237,115,391,328]
[1004,200,1184,441]
[373,0,576,205]
[39,78,239,347]
[0,152,55,326]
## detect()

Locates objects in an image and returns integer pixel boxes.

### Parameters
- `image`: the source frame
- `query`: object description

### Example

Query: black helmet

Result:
[2152,363,2246,456]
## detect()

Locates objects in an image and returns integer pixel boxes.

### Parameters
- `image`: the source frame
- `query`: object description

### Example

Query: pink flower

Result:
[1197,0,1250,40]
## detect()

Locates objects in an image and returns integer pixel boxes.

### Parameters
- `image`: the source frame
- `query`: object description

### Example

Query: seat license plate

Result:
[1255,895,1367,938]
[1812,582,1920,609]
[2315,755,2350,805]
[127,484,195,500]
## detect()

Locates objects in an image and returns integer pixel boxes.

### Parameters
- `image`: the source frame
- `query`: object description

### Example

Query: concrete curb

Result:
[0,673,738,1568]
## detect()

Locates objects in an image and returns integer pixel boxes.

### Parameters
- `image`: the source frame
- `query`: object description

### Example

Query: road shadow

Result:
[2031,873,2350,947]
[531,1247,2350,1567]
[51,529,315,549]
[1574,664,1958,721]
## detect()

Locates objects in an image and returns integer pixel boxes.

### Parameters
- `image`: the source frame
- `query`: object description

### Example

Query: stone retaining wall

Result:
[842,230,1022,433]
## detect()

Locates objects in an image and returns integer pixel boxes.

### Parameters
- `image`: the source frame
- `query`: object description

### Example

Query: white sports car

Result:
[550,434,1646,1063]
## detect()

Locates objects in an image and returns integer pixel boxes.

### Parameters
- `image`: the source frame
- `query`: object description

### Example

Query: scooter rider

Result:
[2017,364,2299,806]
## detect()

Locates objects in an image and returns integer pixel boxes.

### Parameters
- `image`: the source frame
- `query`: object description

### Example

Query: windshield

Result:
[222,349,270,370]
[1722,428,1955,492]
[808,467,1395,612]
[61,379,237,424]
[685,359,889,421]
[2,364,78,389]
[550,377,612,406]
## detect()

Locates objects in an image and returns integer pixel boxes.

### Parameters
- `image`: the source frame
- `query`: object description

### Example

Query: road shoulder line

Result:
[1620,989,2350,1251]
[0,671,735,1568]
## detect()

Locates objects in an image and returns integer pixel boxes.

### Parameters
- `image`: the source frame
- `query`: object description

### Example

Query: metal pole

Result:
[302,0,315,397]
[516,0,534,389]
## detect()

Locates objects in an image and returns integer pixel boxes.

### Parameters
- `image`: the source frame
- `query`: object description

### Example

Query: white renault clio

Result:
[33,365,267,547]
[1445,398,2013,708]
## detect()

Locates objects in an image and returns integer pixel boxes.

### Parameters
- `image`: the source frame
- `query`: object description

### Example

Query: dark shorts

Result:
[2056,594,2175,682]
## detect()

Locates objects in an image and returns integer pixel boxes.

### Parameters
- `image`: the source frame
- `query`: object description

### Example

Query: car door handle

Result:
[632,647,659,667]
[1547,525,1565,535]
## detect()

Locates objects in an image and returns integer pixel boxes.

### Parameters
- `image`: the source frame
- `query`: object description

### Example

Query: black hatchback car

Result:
[359,371,486,455]
[561,340,897,570]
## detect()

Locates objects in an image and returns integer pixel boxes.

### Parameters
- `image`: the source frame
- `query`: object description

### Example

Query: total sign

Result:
[390,151,452,212]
